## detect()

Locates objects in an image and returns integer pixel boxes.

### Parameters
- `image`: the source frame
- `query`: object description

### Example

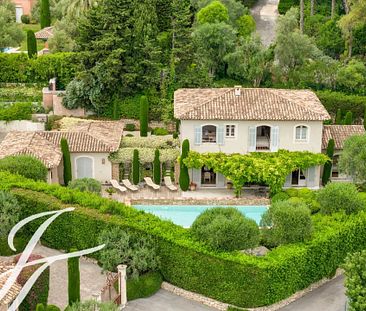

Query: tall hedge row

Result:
[3,172,366,308]
[0,53,81,89]
[68,250,80,305]
[27,30,37,59]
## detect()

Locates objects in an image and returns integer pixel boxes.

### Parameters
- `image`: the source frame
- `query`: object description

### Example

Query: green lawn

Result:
[18,23,46,51]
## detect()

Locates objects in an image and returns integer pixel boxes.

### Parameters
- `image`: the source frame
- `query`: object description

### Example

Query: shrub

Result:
[173,132,178,139]
[0,235,27,256]
[65,301,119,311]
[278,0,299,14]
[36,304,61,311]
[127,271,163,301]
[197,0,229,25]
[61,138,72,186]
[317,182,364,215]
[97,228,160,279]
[21,14,30,24]
[0,102,33,121]
[271,192,289,203]
[344,250,366,311]
[152,127,169,136]
[121,136,179,149]
[0,191,20,238]
[153,149,161,185]
[40,0,51,29]
[68,178,101,194]
[0,155,47,181]
[0,86,42,102]
[335,108,342,124]
[191,207,260,251]
[68,249,80,305]
[27,30,37,59]
[260,201,312,245]
[124,123,136,131]
[236,15,256,37]
[132,149,140,185]
[344,111,353,125]
[322,139,335,185]
[179,139,190,191]
[140,96,148,137]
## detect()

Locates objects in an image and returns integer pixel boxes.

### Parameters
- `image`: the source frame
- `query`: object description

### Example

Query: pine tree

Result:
[40,0,51,29]
[344,111,353,125]
[132,149,140,185]
[335,109,342,124]
[67,249,80,306]
[27,30,37,59]
[322,139,335,185]
[140,96,149,137]
[179,139,190,191]
[153,149,161,184]
[61,138,72,186]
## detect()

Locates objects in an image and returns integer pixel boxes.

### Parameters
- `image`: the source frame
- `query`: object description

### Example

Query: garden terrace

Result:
[1,172,366,308]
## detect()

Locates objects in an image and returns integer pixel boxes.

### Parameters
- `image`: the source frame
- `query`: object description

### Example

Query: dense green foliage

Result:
[0,86,42,102]
[97,228,160,278]
[261,200,312,245]
[2,172,366,308]
[140,96,148,137]
[127,271,163,301]
[27,30,37,59]
[322,139,334,185]
[271,191,289,203]
[197,1,229,24]
[191,207,260,251]
[132,149,140,185]
[179,139,190,191]
[344,111,353,125]
[344,250,366,311]
[36,304,61,311]
[153,149,161,185]
[0,0,24,50]
[61,138,72,185]
[0,102,33,121]
[317,182,364,215]
[65,301,119,311]
[184,150,328,195]
[68,249,81,305]
[40,0,51,28]
[0,191,20,238]
[339,135,366,182]
[0,155,47,181]
[68,178,101,194]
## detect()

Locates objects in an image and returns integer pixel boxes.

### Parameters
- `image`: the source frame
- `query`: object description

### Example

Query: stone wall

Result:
[0,120,44,132]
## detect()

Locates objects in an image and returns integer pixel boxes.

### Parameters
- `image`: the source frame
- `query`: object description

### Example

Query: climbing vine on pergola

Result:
[184,150,329,196]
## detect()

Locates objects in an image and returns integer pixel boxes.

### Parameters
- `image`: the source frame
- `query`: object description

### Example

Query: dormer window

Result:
[295,125,308,141]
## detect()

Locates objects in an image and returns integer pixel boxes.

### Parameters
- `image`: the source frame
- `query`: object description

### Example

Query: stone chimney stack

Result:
[234,86,241,96]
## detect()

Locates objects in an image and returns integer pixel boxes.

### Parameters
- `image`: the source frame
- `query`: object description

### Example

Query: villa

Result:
[0,120,124,184]
[174,87,365,189]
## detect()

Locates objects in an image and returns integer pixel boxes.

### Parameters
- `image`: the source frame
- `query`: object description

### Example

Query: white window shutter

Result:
[307,166,317,187]
[194,126,202,145]
[284,173,292,187]
[270,126,279,152]
[248,126,256,152]
[217,125,224,145]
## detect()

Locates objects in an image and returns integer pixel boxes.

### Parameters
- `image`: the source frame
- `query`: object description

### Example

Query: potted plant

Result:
[105,187,116,197]
[189,182,197,191]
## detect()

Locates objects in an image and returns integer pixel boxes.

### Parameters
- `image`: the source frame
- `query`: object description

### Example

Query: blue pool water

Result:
[134,205,267,228]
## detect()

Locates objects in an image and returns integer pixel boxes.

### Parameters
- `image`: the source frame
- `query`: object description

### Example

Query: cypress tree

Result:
[132,149,140,185]
[36,304,45,311]
[335,109,342,124]
[322,139,335,185]
[140,96,149,137]
[364,106,366,130]
[344,111,353,125]
[153,149,161,185]
[40,0,51,29]
[179,139,190,191]
[67,249,80,306]
[27,30,37,59]
[61,138,72,186]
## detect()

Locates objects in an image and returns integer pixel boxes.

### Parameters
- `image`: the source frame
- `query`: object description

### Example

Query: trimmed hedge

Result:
[0,53,81,89]
[0,87,42,102]
[2,172,366,308]
[68,249,80,305]
[0,102,33,121]
[127,272,163,301]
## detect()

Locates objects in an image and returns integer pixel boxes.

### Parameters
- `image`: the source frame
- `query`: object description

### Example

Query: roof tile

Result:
[322,125,365,149]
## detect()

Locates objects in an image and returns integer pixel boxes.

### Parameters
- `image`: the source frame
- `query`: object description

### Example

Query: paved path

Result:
[280,276,346,311]
[251,0,279,46]
[34,245,107,310]
[124,289,216,311]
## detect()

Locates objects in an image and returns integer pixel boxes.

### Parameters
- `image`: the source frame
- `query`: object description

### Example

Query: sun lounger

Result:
[164,176,178,191]
[122,179,139,192]
[144,177,160,190]
[110,179,127,193]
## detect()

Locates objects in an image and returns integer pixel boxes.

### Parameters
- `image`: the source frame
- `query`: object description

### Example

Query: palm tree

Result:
[59,0,97,18]
[300,0,304,33]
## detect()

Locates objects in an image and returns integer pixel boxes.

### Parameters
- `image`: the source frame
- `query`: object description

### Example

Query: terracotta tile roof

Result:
[174,88,331,121]
[0,120,124,168]
[35,26,54,40]
[0,131,62,168]
[0,262,22,306]
[322,125,365,149]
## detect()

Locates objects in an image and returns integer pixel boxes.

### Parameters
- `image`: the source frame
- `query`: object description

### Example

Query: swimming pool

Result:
[134,205,267,228]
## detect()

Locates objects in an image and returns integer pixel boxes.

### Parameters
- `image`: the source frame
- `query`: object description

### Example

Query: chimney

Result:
[234,86,241,96]
[48,78,57,91]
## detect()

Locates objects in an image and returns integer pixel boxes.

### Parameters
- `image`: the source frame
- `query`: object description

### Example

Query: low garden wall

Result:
[1,172,365,308]
[0,120,45,132]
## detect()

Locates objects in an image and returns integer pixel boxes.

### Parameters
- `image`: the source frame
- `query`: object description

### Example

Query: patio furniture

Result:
[110,179,127,193]
[144,177,160,190]
[122,179,139,192]
[204,172,211,183]
[164,176,178,191]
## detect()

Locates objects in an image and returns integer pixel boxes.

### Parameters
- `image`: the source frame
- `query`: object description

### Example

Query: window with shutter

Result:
[217,126,224,145]
[248,126,256,152]
[194,126,202,145]
[270,126,279,152]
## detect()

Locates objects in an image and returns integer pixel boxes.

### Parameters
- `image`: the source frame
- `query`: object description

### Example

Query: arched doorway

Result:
[76,156,93,179]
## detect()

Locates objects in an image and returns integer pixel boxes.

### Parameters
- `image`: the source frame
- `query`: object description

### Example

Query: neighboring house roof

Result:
[0,120,124,167]
[174,88,331,121]
[0,131,62,168]
[322,125,365,150]
[35,26,54,40]
[0,262,22,306]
